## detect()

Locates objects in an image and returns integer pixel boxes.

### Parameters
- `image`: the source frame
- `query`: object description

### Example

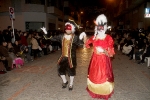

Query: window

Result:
[25,22,44,32]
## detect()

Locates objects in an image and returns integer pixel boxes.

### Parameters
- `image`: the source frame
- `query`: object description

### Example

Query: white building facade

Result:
[0,0,64,31]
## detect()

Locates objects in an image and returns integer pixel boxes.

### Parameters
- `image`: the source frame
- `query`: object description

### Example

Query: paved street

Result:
[0,47,150,100]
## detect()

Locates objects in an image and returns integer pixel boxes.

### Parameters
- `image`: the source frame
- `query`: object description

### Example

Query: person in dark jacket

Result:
[0,30,4,44]
[0,41,12,71]
[41,21,86,91]
[3,26,13,42]
[138,41,150,64]
[134,38,148,61]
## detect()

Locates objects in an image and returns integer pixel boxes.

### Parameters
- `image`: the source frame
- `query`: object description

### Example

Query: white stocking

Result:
[49,45,52,51]
[69,76,74,86]
[60,75,67,83]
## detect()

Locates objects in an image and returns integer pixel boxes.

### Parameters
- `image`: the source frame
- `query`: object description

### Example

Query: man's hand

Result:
[41,27,47,34]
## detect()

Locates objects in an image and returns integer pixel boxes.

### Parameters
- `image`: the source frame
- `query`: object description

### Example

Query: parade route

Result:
[0,47,150,100]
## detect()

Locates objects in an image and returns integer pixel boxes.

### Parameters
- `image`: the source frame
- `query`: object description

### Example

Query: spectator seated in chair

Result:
[0,41,12,71]
[138,42,150,64]
[122,35,133,55]
[134,38,148,62]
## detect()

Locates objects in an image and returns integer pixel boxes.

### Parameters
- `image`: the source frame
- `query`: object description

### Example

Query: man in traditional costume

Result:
[85,14,115,100]
[41,21,86,91]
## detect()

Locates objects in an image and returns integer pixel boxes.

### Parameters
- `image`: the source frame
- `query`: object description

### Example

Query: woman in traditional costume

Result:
[85,14,115,100]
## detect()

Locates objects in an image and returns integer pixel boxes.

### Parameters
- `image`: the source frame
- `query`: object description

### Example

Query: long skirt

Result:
[87,53,114,100]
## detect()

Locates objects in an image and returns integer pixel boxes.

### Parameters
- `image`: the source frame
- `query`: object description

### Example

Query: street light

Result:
[80,11,84,27]
[107,0,114,2]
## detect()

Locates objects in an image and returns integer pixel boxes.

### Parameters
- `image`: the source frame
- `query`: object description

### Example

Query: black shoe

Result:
[138,61,144,64]
[68,85,73,91]
[129,58,133,60]
[62,81,68,88]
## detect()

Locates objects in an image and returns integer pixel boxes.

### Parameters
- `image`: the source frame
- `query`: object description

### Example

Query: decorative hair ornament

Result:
[93,14,108,40]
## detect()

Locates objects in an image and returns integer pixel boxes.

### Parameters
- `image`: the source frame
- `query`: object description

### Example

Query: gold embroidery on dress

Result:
[62,38,71,57]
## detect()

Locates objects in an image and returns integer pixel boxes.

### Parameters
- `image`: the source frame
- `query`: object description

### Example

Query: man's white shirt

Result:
[64,34,71,40]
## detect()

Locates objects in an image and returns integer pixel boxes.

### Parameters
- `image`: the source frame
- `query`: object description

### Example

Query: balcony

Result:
[47,6,63,17]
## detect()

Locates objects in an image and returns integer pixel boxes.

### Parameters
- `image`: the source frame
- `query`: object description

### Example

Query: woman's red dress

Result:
[85,35,115,100]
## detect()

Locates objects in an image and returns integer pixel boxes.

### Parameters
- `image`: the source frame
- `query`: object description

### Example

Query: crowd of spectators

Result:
[1,26,150,74]
[0,26,62,74]
[112,28,150,68]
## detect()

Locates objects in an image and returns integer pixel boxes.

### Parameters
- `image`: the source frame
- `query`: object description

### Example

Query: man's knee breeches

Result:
[58,57,76,76]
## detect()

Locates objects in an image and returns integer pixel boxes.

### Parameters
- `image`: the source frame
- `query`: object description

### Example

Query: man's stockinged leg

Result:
[69,76,74,90]
[60,75,68,88]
